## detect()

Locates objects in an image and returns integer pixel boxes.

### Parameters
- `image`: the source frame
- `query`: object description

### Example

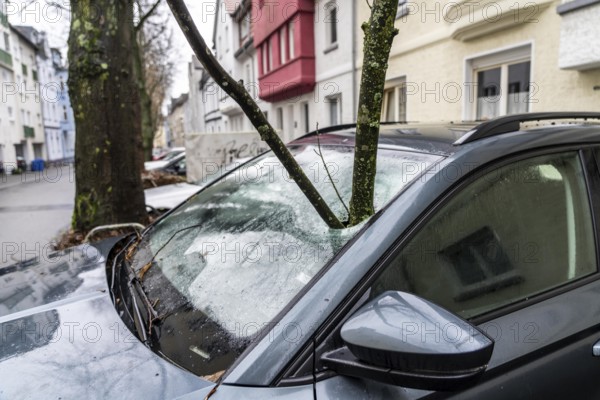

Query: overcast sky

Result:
[5,0,215,99]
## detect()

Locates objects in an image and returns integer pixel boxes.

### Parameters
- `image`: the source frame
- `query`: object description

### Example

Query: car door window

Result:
[371,152,597,319]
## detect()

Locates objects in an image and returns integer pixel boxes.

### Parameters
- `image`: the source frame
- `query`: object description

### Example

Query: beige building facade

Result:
[357,0,600,123]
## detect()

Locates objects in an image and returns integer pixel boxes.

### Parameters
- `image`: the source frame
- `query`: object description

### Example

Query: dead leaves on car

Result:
[202,370,225,383]
[137,261,154,279]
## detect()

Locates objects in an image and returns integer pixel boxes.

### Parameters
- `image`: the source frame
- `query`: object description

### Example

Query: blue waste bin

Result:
[31,159,45,171]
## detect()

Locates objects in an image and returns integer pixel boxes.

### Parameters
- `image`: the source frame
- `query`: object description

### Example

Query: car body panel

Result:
[226,126,600,386]
[3,121,600,398]
[0,240,212,400]
[176,383,315,400]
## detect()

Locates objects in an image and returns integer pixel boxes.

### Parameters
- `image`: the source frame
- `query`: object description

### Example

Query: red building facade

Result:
[252,0,316,102]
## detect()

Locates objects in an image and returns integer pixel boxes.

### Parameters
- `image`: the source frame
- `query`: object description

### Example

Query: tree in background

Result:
[134,0,174,162]
[68,0,147,231]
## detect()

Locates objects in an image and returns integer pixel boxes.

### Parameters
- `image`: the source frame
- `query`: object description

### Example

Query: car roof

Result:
[291,116,600,157]
[291,122,475,156]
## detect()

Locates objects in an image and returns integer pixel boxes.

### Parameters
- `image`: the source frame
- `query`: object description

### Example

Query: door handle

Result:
[593,340,600,356]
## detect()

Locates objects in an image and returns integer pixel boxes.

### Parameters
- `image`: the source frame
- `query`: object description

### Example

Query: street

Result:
[0,165,75,268]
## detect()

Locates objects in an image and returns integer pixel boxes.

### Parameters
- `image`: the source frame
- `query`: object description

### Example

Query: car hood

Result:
[144,182,200,211]
[0,239,213,400]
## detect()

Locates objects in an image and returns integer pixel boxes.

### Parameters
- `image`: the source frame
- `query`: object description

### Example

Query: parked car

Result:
[3,113,600,399]
[144,158,251,215]
[144,148,185,171]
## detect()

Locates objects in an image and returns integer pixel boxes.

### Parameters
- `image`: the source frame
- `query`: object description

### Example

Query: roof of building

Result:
[10,25,39,50]
[169,93,189,114]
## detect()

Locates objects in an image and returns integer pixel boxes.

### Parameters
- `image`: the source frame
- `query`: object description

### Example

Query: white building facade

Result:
[9,25,45,166]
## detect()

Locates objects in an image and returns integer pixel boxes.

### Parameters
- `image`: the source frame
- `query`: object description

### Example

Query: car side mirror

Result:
[321,291,494,391]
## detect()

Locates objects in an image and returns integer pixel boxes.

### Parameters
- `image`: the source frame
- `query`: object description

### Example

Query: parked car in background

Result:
[145,147,185,171]
[3,113,600,399]
[144,158,251,215]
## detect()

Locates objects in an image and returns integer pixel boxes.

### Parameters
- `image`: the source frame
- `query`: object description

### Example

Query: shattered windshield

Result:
[129,143,440,378]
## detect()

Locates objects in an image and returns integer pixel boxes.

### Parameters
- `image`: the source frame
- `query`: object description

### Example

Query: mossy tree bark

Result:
[348,0,398,226]
[132,33,154,163]
[166,0,345,229]
[68,0,147,231]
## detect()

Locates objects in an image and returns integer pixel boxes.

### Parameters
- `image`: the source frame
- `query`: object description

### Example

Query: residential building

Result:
[191,0,357,143]
[14,26,65,161]
[166,93,189,147]
[0,0,15,167]
[55,49,75,160]
[367,0,600,122]
[8,25,45,165]
[187,55,206,134]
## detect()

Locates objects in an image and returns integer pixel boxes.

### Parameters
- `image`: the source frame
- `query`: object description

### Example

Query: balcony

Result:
[254,0,315,102]
[258,57,315,102]
[557,0,600,70]
[0,48,12,68]
[24,126,35,138]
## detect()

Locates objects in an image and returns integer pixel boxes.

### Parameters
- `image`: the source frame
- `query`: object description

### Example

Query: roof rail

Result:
[299,121,408,140]
[455,112,600,145]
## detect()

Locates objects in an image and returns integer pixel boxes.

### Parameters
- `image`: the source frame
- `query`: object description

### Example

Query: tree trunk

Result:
[132,34,155,162]
[68,0,147,231]
[348,0,398,226]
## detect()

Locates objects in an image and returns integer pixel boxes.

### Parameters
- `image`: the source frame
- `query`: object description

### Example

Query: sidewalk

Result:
[0,164,75,191]
[0,164,76,268]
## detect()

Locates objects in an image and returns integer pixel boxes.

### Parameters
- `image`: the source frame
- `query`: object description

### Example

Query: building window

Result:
[302,102,310,133]
[218,36,222,60]
[262,43,268,74]
[239,11,250,46]
[276,107,284,130]
[279,26,287,64]
[3,33,9,52]
[397,0,408,19]
[475,61,530,120]
[225,26,229,52]
[328,95,341,126]
[268,39,273,70]
[381,78,407,122]
[325,2,338,45]
[288,21,295,59]
[466,44,532,121]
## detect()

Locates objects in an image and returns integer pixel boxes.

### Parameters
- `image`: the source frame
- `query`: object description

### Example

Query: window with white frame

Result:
[302,102,309,133]
[239,11,250,46]
[328,95,341,126]
[381,77,407,122]
[279,26,286,64]
[276,107,284,130]
[268,40,273,71]
[262,42,268,74]
[325,2,338,46]
[466,44,532,121]
[288,21,295,59]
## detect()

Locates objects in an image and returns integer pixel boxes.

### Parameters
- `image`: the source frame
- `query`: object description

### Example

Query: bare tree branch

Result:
[166,0,345,229]
[135,0,162,32]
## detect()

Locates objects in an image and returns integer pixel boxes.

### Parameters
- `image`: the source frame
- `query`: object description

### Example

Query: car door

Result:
[315,148,600,399]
